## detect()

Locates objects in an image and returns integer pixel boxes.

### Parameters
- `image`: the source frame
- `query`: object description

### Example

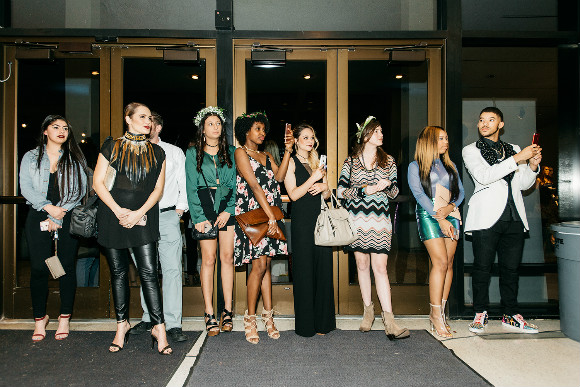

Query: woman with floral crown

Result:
[94,102,171,355]
[337,116,409,340]
[185,106,237,336]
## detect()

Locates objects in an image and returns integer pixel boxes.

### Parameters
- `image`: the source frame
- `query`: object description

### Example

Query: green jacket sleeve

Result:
[185,147,207,224]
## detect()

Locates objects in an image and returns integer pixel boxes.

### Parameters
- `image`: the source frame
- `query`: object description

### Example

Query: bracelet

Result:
[268,219,277,225]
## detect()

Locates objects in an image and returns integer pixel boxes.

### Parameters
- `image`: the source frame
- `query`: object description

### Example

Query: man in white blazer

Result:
[463,107,542,334]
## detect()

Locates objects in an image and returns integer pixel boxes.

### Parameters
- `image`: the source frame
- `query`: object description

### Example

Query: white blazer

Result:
[462,142,538,233]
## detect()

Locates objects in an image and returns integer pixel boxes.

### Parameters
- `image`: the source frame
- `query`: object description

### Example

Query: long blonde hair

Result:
[293,123,320,170]
[414,126,459,200]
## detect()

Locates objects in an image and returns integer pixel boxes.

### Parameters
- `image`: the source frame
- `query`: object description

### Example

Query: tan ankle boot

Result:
[381,311,410,340]
[360,302,375,332]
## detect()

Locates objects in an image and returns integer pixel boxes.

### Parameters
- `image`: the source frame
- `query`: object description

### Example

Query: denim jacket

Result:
[19,147,87,226]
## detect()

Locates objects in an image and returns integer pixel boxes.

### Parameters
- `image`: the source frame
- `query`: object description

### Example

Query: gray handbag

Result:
[314,192,357,246]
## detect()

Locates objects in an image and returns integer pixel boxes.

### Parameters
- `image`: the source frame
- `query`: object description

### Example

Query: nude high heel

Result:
[429,304,452,338]
[261,308,280,339]
[441,299,451,333]
[243,310,259,344]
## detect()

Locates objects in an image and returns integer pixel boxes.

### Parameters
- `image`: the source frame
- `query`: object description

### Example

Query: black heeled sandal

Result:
[205,313,220,337]
[220,309,233,332]
[109,321,131,353]
[151,334,172,355]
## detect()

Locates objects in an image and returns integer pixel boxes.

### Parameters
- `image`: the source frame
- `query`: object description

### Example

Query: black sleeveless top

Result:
[290,156,323,230]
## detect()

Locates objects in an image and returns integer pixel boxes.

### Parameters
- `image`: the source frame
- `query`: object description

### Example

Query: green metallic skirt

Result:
[415,201,461,242]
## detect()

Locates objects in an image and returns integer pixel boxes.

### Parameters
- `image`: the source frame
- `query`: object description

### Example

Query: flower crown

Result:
[194,106,226,127]
[239,111,268,119]
[355,116,375,142]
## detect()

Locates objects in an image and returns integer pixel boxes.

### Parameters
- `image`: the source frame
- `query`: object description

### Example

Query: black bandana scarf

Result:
[476,138,517,182]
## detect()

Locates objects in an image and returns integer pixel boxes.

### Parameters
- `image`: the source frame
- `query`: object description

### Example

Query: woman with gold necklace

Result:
[94,102,171,355]
[185,106,236,336]
[284,123,335,337]
[233,112,293,344]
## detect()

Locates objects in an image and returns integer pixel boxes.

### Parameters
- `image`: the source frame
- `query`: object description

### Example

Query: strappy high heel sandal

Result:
[220,309,233,332]
[55,314,71,340]
[32,315,49,342]
[441,299,451,333]
[205,313,220,337]
[261,308,280,339]
[151,332,172,355]
[109,320,131,353]
[429,304,452,339]
[243,310,259,344]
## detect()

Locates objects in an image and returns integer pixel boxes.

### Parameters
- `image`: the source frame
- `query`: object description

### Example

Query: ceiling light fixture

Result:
[251,49,286,68]
[191,74,199,80]
[21,123,27,128]
[303,74,311,80]
[91,71,99,76]
[395,74,403,79]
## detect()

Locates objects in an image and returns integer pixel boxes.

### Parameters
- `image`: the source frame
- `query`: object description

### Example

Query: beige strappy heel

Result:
[261,308,280,339]
[243,310,259,344]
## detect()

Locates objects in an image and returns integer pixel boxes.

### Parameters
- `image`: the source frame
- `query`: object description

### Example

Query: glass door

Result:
[2,43,110,318]
[233,41,339,315]
[337,44,443,315]
[110,40,216,317]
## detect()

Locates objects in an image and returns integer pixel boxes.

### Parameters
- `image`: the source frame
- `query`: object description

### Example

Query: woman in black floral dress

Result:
[234,112,293,344]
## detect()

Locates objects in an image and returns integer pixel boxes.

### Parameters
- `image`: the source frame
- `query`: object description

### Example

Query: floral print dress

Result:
[234,154,288,266]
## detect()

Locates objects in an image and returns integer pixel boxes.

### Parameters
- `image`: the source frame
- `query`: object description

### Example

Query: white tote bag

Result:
[314,192,358,247]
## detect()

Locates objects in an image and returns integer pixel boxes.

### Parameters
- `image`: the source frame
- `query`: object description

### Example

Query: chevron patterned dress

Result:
[337,155,399,253]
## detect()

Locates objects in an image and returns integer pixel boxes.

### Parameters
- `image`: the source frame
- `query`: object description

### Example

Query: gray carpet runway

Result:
[187,330,491,387]
[0,330,200,387]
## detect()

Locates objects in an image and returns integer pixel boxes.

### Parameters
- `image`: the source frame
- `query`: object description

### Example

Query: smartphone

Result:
[204,222,213,232]
[452,227,460,241]
[532,133,540,145]
[40,220,49,231]
[319,155,327,169]
[136,215,147,226]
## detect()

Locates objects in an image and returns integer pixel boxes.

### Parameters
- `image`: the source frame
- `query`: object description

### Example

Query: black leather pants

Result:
[103,243,164,325]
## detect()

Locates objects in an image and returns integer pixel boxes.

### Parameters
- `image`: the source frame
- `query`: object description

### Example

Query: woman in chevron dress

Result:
[337,116,409,340]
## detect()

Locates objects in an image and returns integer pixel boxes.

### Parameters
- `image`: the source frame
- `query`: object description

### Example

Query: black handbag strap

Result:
[199,169,217,218]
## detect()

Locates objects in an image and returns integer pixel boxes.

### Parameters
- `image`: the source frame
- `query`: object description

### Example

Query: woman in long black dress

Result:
[284,124,335,337]
[94,102,171,354]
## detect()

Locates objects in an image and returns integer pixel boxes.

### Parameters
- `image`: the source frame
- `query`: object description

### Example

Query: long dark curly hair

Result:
[195,112,232,172]
[234,112,270,146]
[36,115,87,203]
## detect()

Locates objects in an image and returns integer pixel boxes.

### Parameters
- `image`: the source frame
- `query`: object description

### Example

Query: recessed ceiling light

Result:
[21,123,27,128]
[91,71,99,76]
[395,74,403,79]
[191,74,199,80]
[303,74,311,80]
[81,133,86,137]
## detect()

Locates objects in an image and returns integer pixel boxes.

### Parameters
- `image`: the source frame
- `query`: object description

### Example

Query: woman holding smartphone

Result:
[407,126,464,338]
[19,115,87,342]
[186,106,236,336]
[284,123,335,337]
[94,102,171,354]
[234,112,292,344]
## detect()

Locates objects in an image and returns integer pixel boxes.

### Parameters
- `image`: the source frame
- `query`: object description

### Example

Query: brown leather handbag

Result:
[235,206,286,246]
